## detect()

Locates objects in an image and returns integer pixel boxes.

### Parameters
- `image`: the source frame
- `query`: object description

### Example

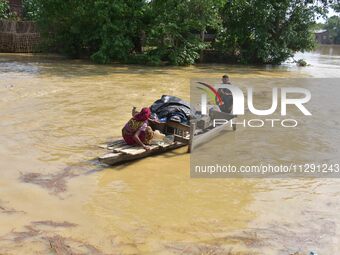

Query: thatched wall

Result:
[0,20,40,53]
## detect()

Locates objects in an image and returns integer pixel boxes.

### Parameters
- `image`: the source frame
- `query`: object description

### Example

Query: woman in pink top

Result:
[122,107,154,150]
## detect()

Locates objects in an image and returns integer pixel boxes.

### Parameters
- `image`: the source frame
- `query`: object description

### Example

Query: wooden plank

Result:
[98,140,126,150]
[120,147,146,155]
[120,144,159,155]
[158,143,172,148]
[98,144,109,149]
[174,135,190,144]
[99,152,123,161]
[98,142,186,165]
[108,140,126,149]
[187,122,196,153]
[119,143,174,155]
[113,144,134,152]
[232,117,237,131]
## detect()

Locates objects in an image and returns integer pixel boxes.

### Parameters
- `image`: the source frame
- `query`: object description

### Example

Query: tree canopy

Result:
[4,0,331,65]
[145,0,221,65]
[332,2,340,13]
[0,0,11,19]
[324,15,340,44]
[216,0,324,64]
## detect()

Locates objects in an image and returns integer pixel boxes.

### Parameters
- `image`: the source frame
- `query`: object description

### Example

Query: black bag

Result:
[150,95,194,124]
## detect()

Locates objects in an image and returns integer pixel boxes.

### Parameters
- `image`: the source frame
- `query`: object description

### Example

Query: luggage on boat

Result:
[98,92,238,165]
[150,95,195,125]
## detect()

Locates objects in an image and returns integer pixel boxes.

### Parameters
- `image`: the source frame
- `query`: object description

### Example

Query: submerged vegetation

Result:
[1,0,336,65]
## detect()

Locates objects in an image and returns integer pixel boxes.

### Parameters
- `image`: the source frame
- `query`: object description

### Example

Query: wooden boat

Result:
[98,120,190,165]
[98,110,236,165]
[189,110,237,152]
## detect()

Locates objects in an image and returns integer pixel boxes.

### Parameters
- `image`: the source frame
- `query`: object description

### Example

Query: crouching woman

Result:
[122,107,154,151]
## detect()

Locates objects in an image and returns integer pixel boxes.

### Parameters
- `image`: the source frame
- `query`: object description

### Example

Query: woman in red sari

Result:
[122,107,154,150]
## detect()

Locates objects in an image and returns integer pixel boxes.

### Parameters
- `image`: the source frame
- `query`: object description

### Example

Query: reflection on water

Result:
[0,47,340,254]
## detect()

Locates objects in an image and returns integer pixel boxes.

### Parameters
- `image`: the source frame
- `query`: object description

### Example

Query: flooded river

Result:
[1,46,340,254]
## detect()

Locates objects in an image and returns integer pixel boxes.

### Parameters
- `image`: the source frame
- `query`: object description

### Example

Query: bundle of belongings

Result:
[149,93,233,131]
[150,95,195,125]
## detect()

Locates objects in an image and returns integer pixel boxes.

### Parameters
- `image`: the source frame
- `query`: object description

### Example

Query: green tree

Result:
[146,0,221,65]
[1,0,38,20]
[36,0,147,63]
[216,0,324,64]
[22,0,40,20]
[311,22,325,31]
[332,2,340,13]
[30,0,329,65]
[35,0,221,65]
[324,15,340,44]
[0,0,11,19]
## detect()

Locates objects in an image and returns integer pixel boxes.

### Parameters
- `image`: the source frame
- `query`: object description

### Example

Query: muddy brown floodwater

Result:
[1,45,340,255]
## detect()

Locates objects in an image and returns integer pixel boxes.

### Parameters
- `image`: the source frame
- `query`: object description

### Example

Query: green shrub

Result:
[0,0,11,19]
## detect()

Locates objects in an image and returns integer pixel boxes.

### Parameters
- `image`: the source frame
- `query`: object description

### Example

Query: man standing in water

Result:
[218,74,233,113]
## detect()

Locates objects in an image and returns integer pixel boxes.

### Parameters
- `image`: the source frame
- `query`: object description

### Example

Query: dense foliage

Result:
[332,2,340,13]
[5,0,331,65]
[0,0,11,19]
[22,0,40,20]
[324,15,340,44]
[216,0,323,64]
[145,0,221,65]
[34,0,219,65]
[1,0,39,20]
[33,0,147,61]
